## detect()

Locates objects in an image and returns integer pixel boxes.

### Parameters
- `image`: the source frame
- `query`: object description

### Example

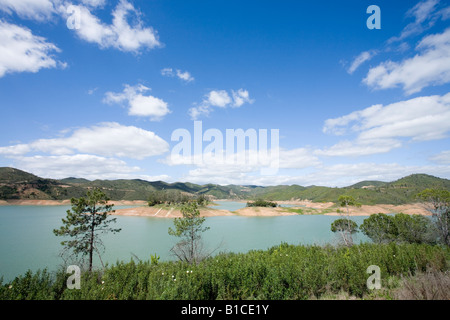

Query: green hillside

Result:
[346,180,387,189]
[1,167,449,204]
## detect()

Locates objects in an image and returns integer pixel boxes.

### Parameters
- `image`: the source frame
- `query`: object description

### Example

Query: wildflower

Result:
[101,281,105,284]
[8,285,12,289]
[162,272,164,275]
[174,278,176,282]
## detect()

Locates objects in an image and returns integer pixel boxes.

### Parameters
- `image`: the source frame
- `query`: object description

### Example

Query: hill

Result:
[346,180,387,189]
[0,167,449,204]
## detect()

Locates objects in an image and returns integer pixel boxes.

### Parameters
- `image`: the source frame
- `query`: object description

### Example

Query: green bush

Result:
[1,243,448,300]
[246,199,278,207]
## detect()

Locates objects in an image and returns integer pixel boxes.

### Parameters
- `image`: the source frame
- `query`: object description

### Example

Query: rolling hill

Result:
[0,167,449,204]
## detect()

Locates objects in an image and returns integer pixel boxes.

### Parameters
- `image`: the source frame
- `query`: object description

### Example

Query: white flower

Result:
[101,281,105,284]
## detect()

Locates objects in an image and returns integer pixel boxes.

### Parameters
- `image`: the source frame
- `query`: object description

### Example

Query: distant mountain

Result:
[388,173,450,189]
[346,180,387,189]
[0,167,449,204]
[0,167,40,183]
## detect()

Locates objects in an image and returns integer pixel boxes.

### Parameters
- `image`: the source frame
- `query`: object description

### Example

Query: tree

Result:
[360,213,397,244]
[53,188,121,272]
[168,202,210,264]
[393,213,435,244]
[334,195,361,246]
[331,218,358,246]
[417,189,450,246]
[360,213,435,244]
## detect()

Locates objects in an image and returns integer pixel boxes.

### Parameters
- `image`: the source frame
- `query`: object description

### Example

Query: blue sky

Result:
[0,0,450,187]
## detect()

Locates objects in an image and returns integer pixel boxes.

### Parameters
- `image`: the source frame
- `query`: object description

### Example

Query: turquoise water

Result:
[0,204,370,282]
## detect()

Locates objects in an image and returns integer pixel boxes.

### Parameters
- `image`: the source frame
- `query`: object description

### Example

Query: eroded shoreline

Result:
[0,199,430,217]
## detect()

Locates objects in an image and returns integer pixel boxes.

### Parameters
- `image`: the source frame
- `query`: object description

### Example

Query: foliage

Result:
[168,202,210,264]
[333,195,361,246]
[331,219,359,233]
[2,167,450,204]
[148,190,209,207]
[53,188,121,271]
[1,243,448,300]
[417,188,450,246]
[246,199,278,207]
[360,213,436,245]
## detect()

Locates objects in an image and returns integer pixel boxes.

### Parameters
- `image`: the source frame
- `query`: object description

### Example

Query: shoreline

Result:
[0,199,431,217]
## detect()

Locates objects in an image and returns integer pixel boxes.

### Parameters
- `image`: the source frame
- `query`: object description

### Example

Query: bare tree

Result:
[332,195,361,246]
[168,202,211,264]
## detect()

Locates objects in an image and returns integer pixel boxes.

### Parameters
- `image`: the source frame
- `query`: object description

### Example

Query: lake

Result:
[0,202,370,282]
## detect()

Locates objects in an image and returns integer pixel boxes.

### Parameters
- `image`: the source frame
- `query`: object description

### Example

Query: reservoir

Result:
[0,202,370,282]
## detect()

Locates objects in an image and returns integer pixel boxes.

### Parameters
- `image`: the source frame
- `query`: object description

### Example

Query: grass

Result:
[1,243,448,300]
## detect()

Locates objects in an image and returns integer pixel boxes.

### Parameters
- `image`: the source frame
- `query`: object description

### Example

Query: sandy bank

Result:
[323,203,431,216]
[234,206,298,217]
[112,206,236,218]
[0,199,431,217]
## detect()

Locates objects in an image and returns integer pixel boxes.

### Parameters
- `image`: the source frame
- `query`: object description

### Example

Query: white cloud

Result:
[0,20,65,77]
[189,89,254,120]
[60,0,161,53]
[429,150,450,164]
[298,162,450,187]
[161,67,194,82]
[315,139,402,157]
[179,161,450,187]
[0,0,56,21]
[364,28,450,94]
[104,84,170,121]
[388,0,440,43]
[347,50,377,74]
[232,89,254,107]
[160,67,173,77]
[319,93,450,156]
[12,153,171,181]
[176,69,194,82]
[80,0,105,8]
[0,122,169,160]
[207,90,232,107]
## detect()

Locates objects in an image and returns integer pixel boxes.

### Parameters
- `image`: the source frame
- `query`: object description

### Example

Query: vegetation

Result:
[0,243,447,300]
[53,188,121,272]
[331,219,359,246]
[332,195,361,246]
[360,213,436,245]
[168,202,211,264]
[246,199,278,207]
[148,190,209,207]
[417,188,450,246]
[1,168,450,205]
